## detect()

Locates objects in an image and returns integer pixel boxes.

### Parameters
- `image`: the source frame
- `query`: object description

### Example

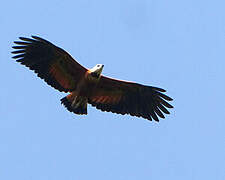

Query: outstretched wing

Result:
[88,76,173,121]
[12,36,87,92]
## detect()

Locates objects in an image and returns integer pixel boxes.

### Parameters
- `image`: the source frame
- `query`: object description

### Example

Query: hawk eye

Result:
[97,65,100,67]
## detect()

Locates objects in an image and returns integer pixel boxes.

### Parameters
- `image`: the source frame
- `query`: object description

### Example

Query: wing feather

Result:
[12,36,87,92]
[89,76,173,121]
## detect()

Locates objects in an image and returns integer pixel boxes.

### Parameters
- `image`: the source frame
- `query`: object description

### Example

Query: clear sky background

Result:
[1,0,225,179]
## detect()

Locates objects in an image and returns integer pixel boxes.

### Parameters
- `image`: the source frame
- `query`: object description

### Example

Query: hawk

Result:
[12,36,173,121]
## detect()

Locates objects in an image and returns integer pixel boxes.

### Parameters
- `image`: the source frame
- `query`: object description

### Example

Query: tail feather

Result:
[61,95,87,115]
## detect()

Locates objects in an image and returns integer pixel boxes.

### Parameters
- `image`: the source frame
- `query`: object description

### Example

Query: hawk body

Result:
[12,36,173,122]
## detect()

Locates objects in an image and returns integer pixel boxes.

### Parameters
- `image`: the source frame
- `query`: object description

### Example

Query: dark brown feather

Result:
[12,36,87,92]
[88,76,173,121]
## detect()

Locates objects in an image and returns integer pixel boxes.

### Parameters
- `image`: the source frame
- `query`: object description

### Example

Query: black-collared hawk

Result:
[12,36,173,122]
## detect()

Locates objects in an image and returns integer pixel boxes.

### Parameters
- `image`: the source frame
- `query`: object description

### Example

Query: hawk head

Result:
[90,64,104,79]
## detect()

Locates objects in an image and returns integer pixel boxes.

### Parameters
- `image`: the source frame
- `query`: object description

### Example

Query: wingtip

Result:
[19,37,26,41]
[169,105,174,108]
[13,41,28,45]
[31,35,50,44]
[19,36,33,42]
[31,35,41,40]
[31,35,38,38]
[153,117,160,122]
[13,41,21,44]
[12,54,25,59]
[152,86,166,92]
[12,45,25,49]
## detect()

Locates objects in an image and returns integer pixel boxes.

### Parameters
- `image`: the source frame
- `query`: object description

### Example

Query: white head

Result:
[89,64,104,79]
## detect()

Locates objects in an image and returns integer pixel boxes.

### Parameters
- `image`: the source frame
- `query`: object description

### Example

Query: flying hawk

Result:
[12,36,173,121]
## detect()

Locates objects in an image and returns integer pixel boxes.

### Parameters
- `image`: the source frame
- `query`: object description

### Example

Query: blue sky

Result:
[1,0,225,179]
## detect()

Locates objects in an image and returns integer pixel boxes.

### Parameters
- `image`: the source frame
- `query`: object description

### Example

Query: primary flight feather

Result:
[12,36,173,121]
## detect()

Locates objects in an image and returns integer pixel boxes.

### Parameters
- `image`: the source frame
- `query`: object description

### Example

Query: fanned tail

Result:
[61,94,87,115]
